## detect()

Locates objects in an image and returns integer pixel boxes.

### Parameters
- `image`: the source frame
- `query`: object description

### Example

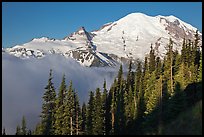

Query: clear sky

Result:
[2,2,202,48]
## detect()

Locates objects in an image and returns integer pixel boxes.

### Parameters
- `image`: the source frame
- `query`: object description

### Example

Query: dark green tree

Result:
[81,103,87,135]
[126,60,134,92]
[198,53,202,82]
[33,123,43,135]
[102,80,111,135]
[16,125,21,135]
[193,30,200,66]
[21,116,27,135]
[149,44,156,73]
[73,91,82,135]
[164,38,174,96]
[2,127,6,135]
[63,80,74,135]
[86,91,95,135]
[155,57,162,79]
[93,88,104,135]
[110,78,117,134]
[54,74,67,135]
[41,69,56,135]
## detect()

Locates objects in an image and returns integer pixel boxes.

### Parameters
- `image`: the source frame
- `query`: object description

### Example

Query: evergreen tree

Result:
[115,65,126,135]
[81,103,87,135]
[194,30,200,66]
[2,127,6,135]
[181,38,187,64]
[144,71,158,115]
[133,60,142,120]
[16,125,21,135]
[93,88,104,135]
[54,74,67,135]
[63,80,74,135]
[155,57,162,79]
[73,91,82,135]
[126,60,134,92]
[198,53,202,82]
[110,78,117,134]
[134,60,142,96]
[117,65,123,88]
[33,123,43,135]
[174,51,181,75]
[102,80,111,135]
[21,116,27,135]
[86,91,95,135]
[164,38,174,97]
[149,44,156,73]
[41,69,56,135]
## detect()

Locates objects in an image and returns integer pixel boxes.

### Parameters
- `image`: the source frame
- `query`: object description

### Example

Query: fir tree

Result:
[114,65,126,135]
[149,44,156,73]
[33,123,43,135]
[198,53,202,82]
[16,125,21,135]
[164,38,174,96]
[155,57,162,79]
[110,78,117,134]
[41,69,56,135]
[54,74,67,135]
[126,60,134,92]
[2,127,6,135]
[102,80,111,135]
[63,80,74,135]
[86,91,95,135]
[194,30,200,66]
[21,116,27,135]
[81,103,87,135]
[93,88,104,135]
[73,91,81,135]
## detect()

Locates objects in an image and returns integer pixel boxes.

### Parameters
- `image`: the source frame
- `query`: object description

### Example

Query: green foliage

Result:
[86,91,95,135]
[93,88,104,135]
[81,103,86,135]
[41,69,56,135]
[62,80,74,135]
[198,53,202,82]
[15,125,21,135]
[163,101,202,135]
[33,123,43,135]
[149,44,156,73]
[21,116,27,135]
[54,74,67,135]
[2,128,6,135]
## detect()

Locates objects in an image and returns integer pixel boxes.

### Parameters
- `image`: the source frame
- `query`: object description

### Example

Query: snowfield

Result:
[3,12,202,67]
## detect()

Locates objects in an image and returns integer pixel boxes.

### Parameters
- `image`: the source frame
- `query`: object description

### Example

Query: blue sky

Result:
[2,2,202,48]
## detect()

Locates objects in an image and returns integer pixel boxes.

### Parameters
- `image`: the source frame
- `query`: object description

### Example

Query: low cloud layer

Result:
[2,53,118,134]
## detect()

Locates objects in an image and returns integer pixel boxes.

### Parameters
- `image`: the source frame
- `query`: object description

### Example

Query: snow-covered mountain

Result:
[3,12,202,67]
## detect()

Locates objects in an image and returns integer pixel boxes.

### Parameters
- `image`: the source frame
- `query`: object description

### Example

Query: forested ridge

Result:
[3,31,202,135]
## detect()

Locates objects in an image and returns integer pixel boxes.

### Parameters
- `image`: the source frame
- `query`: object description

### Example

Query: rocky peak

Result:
[64,26,94,41]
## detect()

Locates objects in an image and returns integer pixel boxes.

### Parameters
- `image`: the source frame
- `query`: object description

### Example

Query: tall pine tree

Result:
[86,91,95,135]
[54,74,67,135]
[41,69,56,135]
[93,88,104,135]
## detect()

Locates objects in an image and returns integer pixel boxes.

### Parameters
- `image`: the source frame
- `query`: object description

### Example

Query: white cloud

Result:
[2,53,118,134]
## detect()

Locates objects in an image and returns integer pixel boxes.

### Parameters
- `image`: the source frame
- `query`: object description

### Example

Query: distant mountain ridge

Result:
[3,12,202,67]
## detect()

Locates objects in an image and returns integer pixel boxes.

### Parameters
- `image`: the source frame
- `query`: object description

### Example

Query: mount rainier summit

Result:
[3,13,202,67]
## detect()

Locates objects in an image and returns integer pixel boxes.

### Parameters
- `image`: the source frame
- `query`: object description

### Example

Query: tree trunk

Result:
[70,116,73,135]
[170,53,173,96]
[111,111,114,134]
[76,111,79,135]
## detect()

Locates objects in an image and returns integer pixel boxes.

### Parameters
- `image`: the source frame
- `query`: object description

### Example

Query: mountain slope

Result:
[163,100,202,135]
[3,13,202,67]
